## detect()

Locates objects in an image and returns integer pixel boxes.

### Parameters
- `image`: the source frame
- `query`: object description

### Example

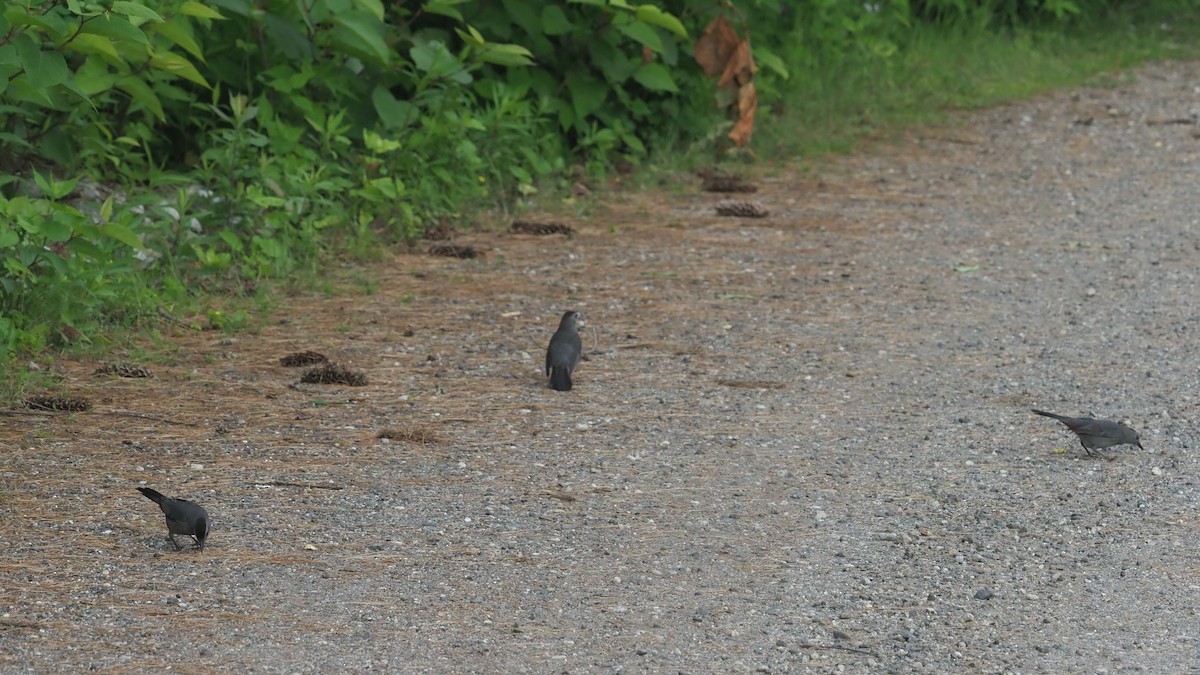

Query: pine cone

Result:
[280,351,328,367]
[510,220,576,236]
[300,363,368,386]
[428,244,481,259]
[93,362,154,378]
[715,200,769,218]
[26,395,92,411]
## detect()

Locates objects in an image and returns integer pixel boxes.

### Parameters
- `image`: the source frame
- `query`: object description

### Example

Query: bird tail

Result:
[137,487,165,504]
[1031,409,1065,421]
[549,367,573,391]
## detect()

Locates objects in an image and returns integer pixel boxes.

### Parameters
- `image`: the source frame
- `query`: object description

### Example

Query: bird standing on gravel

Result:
[137,487,211,551]
[546,310,582,391]
[1031,409,1144,457]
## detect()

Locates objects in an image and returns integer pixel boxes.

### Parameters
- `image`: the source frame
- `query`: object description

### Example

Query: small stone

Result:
[974,588,993,600]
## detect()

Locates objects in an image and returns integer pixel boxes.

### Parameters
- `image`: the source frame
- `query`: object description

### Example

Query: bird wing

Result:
[1074,419,1123,442]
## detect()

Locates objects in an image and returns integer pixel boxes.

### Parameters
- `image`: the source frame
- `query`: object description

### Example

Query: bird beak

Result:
[1137,441,1144,451]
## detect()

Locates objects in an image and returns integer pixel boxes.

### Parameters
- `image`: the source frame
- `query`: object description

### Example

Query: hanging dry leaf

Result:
[694,16,740,77]
[729,81,758,147]
[693,14,760,148]
[718,39,757,89]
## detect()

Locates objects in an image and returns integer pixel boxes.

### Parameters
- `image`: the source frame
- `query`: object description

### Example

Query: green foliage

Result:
[0,0,214,175]
[0,171,153,354]
[473,0,697,161]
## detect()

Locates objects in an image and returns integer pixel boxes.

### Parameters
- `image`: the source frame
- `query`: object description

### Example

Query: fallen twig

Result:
[793,643,878,657]
[107,410,203,427]
[254,481,345,490]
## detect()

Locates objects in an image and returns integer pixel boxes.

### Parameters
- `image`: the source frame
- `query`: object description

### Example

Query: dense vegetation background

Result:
[2,0,1198,398]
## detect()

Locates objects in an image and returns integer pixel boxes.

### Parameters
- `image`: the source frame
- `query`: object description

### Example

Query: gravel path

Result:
[3,61,1200,673]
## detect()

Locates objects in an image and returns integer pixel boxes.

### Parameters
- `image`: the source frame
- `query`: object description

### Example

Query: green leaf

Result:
[410,40,470,80]
[753,46,789,79]
[6,76,58,107]
[588,30,636,82]
[0,43,19,70]
[362,128,403,153]
[217,229,243,252]
[370,86,418,129]
[58,77,95,107]
[632,62,677,92]
[15,34,69,88]
[38,217,73,243]
[423,1,463,20]
[179,1,226,19]
[263,13,313,60]
[203,0,247,16]
[62,33,123,62]
[331,11,389,65]
[634,5,686,38]
[615,18,662,52]
[73,55,118,95]
[499,0,539,35]
[0,224,18,248]
[69,236,107,262]
[540,5,573,35]
[33,170,52,198]
[151,16,205,61]
[99,222,143,249]
[149,51,210,87]
[453,24,485,47]
[117,75,164,119]
[351,0,384,20]
[476,43,534,67]
[566,71,607,121]
[79,14,152,48]
[112,1,164,23]
[4,7,70,40]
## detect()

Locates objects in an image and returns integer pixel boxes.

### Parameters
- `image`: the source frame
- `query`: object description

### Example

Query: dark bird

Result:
[546,310,582,391]
[137,487,211,551]
[1032,409,1144,456]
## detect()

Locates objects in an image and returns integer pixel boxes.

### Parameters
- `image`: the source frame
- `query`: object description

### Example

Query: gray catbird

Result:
[546,310,582,391]
[1032,409,1144,456]
[138,487,211,551]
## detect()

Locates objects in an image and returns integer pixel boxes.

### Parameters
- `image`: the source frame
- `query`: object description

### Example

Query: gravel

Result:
[3,60,1200,673]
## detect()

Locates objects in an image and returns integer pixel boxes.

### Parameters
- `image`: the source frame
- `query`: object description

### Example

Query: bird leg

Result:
[168,533,182,550]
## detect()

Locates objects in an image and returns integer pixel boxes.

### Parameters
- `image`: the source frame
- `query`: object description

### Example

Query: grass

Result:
[752,8,1200,161]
